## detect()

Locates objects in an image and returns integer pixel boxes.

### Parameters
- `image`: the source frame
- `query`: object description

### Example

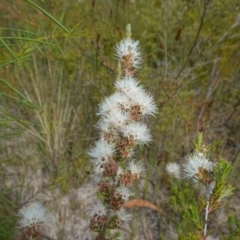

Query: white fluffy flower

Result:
[115,38,142,68]
[122,122,152,145]
[97,92,131,116]
[95,120,119,143]
[182,152,215,180]
[117,186,132,201]
[88,139,115,165]
[130,90,157,117]
[96,118,114,133]
[116,208,132,222]
[100,108,129,129]
[115,77,143,98]
[127,160,145,177]
[166,162,181,179]
[17,202,53,228]
[90,200,108,217]
[114,77,157,117]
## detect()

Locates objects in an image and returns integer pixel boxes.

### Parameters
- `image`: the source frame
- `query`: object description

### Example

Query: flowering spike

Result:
[88,25,156,238]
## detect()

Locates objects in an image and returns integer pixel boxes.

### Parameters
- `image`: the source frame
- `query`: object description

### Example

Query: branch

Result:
[175,0,212,80]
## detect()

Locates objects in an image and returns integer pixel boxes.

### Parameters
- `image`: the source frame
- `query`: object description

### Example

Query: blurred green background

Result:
[0,0,240,239]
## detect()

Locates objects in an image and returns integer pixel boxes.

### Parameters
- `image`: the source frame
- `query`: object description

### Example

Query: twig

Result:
[175,0,212,80]
[98,181,119,239]
[203,193,210,238]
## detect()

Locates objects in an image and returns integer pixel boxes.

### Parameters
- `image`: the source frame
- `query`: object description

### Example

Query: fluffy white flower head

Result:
[115,77,143,98]
[182,152,215,181]
[17,202,53,228]
[122,122,152,145]
[127,160,145,178]
[101,108,129,129]
[88,139,115,165]
[115,38,142,68]
[166,162,181,179]
[117,186,132,201]
[97,92,131,116]
[130,90,157,117]
[90,200,108,217]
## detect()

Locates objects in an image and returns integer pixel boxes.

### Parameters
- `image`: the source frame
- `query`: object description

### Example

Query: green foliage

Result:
[168,182,198,236]
[224,215,240,239]
[192,132,212,156]
[188,205,202,231]
[211,159,234,208]
[179,232,202,240]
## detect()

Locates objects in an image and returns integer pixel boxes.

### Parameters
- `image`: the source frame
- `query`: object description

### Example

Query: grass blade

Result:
[0,109,30,129]
[0,78,38,109]
[24,0,69,33]
[0,28,39,36]
[0,55,32,68]
[1,37,53,46]
[0,38,18,61]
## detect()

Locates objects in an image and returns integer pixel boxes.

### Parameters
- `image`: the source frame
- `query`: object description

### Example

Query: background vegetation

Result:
[0,0,240,239]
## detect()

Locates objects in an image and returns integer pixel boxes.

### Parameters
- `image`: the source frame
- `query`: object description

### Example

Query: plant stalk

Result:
[203,192,210,238]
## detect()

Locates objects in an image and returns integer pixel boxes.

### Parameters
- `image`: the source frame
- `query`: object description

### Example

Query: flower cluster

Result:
[17,201,53,240]
[88,25,157,238]
[182,152,215,183]
[166,147,216,197]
